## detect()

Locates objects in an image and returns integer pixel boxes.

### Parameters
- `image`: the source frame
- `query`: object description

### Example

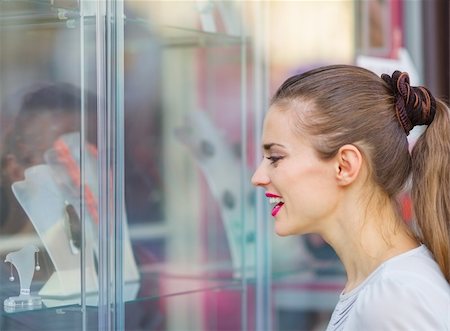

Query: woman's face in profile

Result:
[251,104,339,236]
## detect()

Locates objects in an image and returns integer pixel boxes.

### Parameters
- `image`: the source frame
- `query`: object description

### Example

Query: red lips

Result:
[265,192,284,216]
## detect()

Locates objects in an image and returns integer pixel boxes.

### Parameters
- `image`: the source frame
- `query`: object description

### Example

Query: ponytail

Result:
[411,99,450,282]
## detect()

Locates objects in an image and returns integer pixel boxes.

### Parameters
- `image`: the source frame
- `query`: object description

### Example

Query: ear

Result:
[334,144,363,186]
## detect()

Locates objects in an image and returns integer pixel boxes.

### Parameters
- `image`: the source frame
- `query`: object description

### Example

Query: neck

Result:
[322,192,419,293]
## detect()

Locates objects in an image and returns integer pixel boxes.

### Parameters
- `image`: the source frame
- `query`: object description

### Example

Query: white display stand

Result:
[4,244,42,312]
[12,165,98,298]
[175,111,256,276]
[11,132,140,300]
[43,132,139,284]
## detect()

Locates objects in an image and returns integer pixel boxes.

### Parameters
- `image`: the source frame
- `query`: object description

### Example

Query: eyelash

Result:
[266,156,283,165]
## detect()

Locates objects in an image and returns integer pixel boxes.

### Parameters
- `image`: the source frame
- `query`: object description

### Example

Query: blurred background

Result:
[0,1,448,330]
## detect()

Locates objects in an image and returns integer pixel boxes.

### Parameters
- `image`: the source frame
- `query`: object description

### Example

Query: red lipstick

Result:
[265,192,284,217]
[272,203,284,217]
[265,192,281,198]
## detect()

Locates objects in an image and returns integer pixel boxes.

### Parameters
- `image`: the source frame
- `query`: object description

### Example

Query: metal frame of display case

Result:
[94,1,125,329]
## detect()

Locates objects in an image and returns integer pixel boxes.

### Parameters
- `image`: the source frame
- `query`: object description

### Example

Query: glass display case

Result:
[0,1,266,330]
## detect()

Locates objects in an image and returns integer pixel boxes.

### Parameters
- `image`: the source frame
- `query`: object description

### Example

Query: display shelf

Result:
[0,269,243,315]
[0,2,75,31]
[0,307,98,331]
[0,2,246,48]
[130,21,245,48]
[0,0,57,19]
[0,278,246,330]
[0,260,341,317]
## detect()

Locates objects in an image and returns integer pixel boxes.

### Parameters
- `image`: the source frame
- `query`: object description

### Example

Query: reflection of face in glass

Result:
[0,83,96,234]
[14,110,80,168]
[8,83,97,170]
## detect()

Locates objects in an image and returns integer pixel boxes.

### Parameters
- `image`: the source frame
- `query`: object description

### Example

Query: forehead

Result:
[261,104,310,149]
[263,102,306,136]
[263,107,289,134]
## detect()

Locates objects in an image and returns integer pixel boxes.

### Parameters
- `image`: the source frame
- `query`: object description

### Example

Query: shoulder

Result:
[383,245,450,295]
[346,247,450,330]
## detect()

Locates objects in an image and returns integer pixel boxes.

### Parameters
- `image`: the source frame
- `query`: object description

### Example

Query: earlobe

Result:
[335,144,363,186]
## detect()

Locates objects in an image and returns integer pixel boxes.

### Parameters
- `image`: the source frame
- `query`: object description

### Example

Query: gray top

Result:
[326,245,450,331]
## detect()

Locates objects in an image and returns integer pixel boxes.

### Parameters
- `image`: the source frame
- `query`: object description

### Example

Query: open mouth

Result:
[266,193,285,217]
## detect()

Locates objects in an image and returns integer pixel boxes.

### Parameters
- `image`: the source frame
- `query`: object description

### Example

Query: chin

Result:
[275,230,291,237]
[274,222,304,237]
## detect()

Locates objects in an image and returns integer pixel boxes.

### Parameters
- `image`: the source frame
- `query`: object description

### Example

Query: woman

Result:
[252,65,450,330]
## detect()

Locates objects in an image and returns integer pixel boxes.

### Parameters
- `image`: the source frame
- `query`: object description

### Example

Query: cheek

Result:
[287,164,337,216]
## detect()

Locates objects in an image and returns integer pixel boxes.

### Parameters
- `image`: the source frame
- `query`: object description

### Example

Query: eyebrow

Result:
[263,143,286,151]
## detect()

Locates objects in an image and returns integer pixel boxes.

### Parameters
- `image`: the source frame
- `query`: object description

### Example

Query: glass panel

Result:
[120,1,258,330]
[0,0,98,329]
[0,1,260,329]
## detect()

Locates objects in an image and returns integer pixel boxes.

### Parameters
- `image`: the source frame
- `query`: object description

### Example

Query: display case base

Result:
[4,294,42,313]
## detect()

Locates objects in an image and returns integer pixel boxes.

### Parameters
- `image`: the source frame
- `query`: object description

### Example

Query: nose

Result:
[251,162,270,187]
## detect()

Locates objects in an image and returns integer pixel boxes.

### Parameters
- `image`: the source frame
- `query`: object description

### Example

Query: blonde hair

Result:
[272,65,450,281]
[411,100,450,282]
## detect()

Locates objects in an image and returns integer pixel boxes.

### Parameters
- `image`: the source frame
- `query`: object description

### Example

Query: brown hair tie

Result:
[381,71,436,135]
